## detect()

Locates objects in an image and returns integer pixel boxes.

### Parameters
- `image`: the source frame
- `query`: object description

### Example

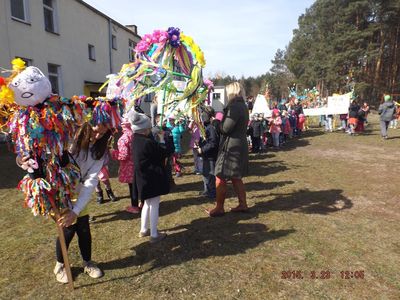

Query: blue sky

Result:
[83,0,315,78]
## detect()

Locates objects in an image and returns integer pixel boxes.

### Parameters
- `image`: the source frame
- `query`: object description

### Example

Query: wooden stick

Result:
[50,204,74,290]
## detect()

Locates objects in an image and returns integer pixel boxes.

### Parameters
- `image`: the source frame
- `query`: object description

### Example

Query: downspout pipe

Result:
[108,18,113,74]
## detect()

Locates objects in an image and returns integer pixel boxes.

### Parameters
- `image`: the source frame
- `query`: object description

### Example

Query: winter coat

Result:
[349,103,360,118]
[199,122,219,160]
[215,97,249,179]
[168,121,186,154]
[282,117,291,135]
[293,104,304,116]
[111,125,134,183]
[269,116,282,133]
[251,120,263,137]
[132,133,170,201]
[378,101,396,122]
[152,126,175,156]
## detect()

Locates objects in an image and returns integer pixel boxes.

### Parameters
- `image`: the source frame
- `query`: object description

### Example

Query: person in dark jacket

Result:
[195,107,219,198]
[293,98,304,136]
[378,95,396,139]
[250,114,262,153]
[127,110,169,243]
[152,114,176,189]
[348,100,360,135]
[207,82,249,217]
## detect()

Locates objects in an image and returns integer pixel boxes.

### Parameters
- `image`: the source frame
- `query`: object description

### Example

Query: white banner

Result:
[303,108,327,116]
[327,92,352,115]
[252,94,272,117]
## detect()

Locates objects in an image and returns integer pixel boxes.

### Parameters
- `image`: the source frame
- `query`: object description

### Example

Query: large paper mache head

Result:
[9,66,52,106]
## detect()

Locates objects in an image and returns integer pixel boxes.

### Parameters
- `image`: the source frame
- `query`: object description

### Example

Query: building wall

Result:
[0,0,140,97]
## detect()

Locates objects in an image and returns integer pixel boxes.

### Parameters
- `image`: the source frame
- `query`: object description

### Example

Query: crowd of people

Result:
[15,83,399,285]
[246,98,307,152]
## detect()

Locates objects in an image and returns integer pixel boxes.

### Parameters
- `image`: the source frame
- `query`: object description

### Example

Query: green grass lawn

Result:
[0,114,399,299]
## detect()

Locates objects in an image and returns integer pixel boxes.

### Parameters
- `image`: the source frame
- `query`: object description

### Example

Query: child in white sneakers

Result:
[127,110,170,243]
[51,122,111,283]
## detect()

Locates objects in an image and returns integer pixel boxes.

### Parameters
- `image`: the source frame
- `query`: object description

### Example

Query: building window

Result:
[112,35,117,50]
[15,57,33,67]
[48,63,61,95]
[213,93,221,100]
[129,39,136,62]
[10,0,30,23]
[88,44,96,61]
[43,0,58,33]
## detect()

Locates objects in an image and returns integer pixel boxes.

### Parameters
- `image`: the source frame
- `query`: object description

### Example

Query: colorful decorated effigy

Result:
[107,27,212,135]
[0,59,124,217]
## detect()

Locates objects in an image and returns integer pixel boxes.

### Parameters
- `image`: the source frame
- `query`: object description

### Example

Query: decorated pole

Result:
[50,204,74,290]
[109,26,213,138]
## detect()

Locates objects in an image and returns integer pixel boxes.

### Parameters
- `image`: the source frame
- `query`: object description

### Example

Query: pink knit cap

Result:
[215,112,224,121]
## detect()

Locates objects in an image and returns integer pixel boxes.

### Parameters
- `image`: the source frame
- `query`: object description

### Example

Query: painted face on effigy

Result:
[9,67,52,106]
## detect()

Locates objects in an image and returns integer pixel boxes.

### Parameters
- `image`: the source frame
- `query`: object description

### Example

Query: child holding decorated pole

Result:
[17,122,110,283]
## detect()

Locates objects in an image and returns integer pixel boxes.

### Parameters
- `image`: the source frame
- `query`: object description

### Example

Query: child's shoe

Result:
[106,188,117,202]
[150,232,167,243]
[83,261,103,279]
[53,262,68,284]
[138,229,150,237]
[126,205,141,214]
[96,190,104,204]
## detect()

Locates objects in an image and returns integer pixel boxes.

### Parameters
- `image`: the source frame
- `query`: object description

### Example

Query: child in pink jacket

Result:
[269,109,282,148]
[111,120,140,213]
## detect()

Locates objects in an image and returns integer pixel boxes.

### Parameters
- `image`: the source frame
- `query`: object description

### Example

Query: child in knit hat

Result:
[126,110,169,243]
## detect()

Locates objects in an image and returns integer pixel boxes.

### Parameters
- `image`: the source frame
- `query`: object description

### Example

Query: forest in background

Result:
[210,0,400,105]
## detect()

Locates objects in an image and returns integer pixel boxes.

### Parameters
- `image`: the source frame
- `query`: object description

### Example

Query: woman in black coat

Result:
[127,110,169,243]
[207,82,249,217]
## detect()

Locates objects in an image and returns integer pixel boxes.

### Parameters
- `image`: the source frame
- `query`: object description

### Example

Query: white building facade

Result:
[0,0,141,97]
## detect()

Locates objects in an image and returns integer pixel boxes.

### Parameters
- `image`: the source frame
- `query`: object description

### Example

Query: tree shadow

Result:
[300,129,326,138]
[248,160,289,176]
[253,188,353,215]
[98,211,295,273]
[246,180,295,192]
[248,152,276,160]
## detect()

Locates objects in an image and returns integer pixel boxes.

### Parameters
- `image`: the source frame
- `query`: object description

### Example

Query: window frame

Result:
[43,0,59,34]
[47,63,63,95]
[112,35,118,50]
[10,0,30,24]
[128,39,136,62]
[88,44,96,61]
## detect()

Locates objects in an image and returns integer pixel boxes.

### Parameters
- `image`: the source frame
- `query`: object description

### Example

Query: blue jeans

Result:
[202,158,216,197]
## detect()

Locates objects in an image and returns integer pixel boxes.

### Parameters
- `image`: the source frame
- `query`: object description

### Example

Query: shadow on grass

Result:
[248,160,289,176]
[254,188,353,215]
[246,180,295,192]
[91,209,139,224]
[98,212,295,274]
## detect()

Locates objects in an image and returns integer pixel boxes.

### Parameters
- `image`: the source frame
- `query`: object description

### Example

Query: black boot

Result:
[96,190,104,204]
[106,188,116,202]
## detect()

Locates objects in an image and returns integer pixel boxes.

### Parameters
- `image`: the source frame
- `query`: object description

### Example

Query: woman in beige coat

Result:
[207,82,249,217]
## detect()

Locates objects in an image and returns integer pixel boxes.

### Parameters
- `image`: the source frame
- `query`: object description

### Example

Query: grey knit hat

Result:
[125,110,151,132]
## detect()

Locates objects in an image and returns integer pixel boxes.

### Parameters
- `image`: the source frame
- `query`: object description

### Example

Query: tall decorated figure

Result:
[0,59,124,288]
